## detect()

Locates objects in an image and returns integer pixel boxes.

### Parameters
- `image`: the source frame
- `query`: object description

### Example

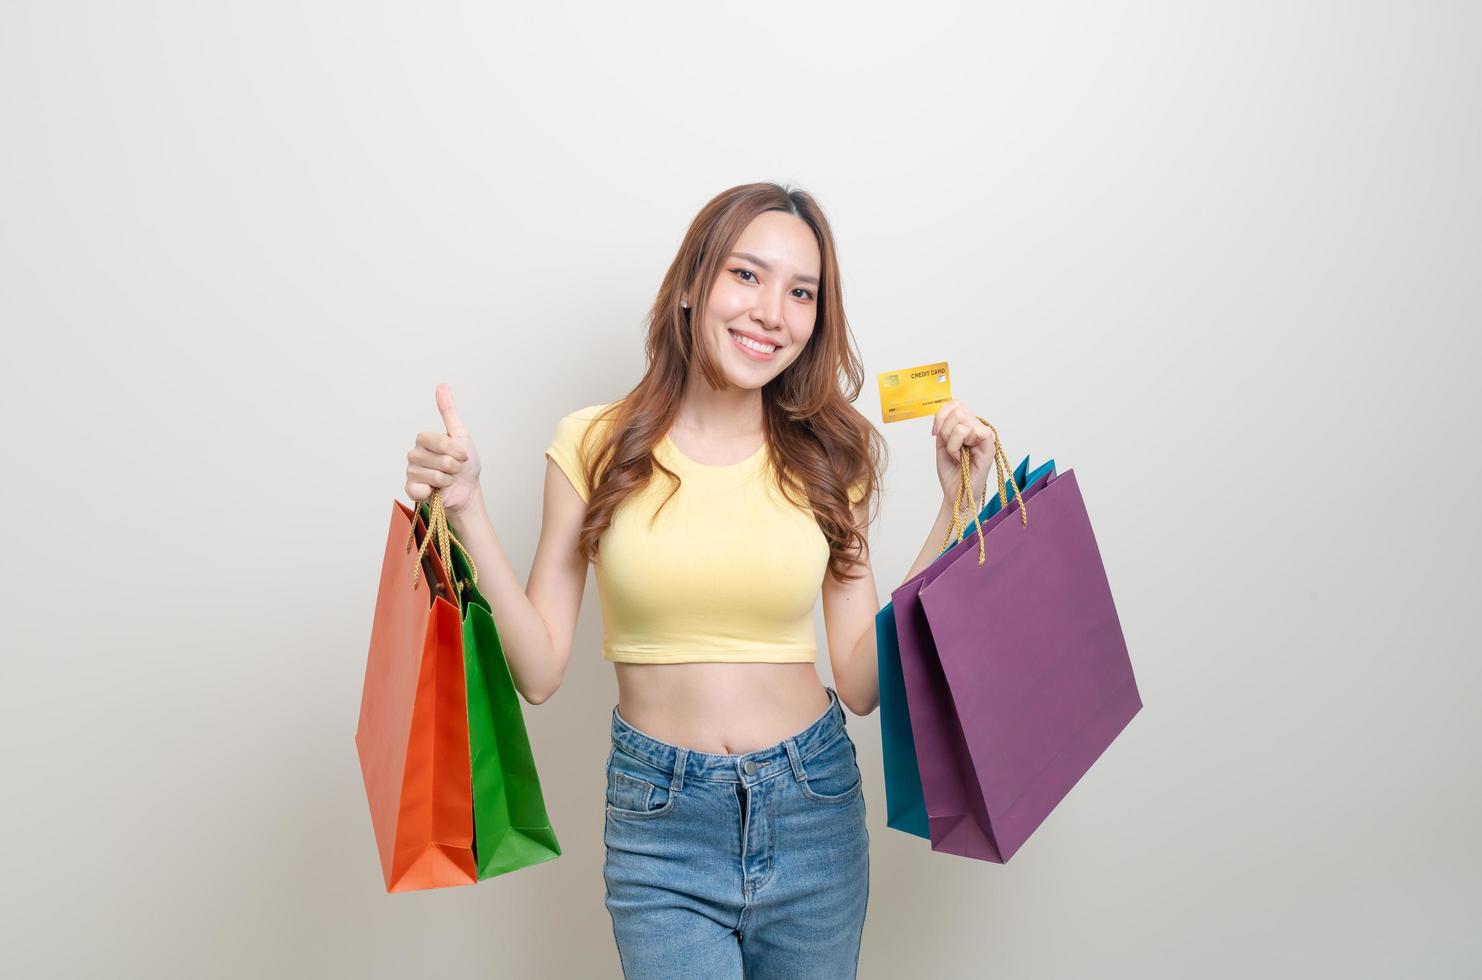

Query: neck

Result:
[674,377,764,436]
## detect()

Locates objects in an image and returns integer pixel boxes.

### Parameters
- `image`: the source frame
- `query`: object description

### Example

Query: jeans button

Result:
[743,760,757,775]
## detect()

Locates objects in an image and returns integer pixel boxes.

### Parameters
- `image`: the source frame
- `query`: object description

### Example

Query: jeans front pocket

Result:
[797,731,863,805]
[605,744,677,820]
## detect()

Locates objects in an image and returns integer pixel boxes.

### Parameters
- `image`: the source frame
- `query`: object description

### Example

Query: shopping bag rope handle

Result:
[403,489,479,597]
[937,416,1028,566]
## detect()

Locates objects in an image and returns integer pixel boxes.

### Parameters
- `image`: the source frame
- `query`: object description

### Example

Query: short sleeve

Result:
[544,403,611,503]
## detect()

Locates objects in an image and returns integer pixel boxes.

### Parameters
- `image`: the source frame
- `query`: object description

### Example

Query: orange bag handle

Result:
[404,490,479,597]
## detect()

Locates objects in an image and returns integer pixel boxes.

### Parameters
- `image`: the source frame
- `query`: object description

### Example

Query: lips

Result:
[728,328,780,352]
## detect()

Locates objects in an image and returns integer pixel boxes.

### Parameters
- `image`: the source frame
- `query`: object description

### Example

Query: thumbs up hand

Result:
[404,383,484,516]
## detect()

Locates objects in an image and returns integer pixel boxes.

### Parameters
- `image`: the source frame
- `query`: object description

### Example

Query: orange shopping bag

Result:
[355,498,477,892]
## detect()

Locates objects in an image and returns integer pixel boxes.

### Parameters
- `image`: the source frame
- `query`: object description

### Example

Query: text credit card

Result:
[878,361,951,423]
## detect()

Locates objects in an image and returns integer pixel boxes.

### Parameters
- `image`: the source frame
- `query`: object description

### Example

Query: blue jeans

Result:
[602,686,870,979]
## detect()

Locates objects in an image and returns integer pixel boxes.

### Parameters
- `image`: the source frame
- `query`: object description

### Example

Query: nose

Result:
[751,289,785,332]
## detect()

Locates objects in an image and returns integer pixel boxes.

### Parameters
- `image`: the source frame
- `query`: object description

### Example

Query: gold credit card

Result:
[878,361,951,423]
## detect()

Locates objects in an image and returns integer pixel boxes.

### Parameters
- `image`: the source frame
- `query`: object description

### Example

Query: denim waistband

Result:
[610,686,849,787]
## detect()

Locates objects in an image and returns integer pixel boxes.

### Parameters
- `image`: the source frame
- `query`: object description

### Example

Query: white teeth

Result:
[731,330,776,353]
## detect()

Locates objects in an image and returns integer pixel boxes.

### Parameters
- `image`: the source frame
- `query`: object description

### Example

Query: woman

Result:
[403,182,999,979]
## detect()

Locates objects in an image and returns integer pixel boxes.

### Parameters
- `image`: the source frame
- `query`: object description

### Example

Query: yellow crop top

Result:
[544,403,866,665]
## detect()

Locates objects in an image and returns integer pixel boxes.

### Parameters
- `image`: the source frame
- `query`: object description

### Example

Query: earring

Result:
[680,300,689,309]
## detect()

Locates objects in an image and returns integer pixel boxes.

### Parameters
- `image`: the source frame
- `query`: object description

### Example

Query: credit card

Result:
[878,361,951,423]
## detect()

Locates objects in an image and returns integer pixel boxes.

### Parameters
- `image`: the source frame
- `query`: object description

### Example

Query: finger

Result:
[945,421,970,455]
[970,419,996,454]
[933,409,962,441]
[961,420,989,449]
[405,482,432,502]
[979,425,998,456]
[436,383,468,439]
[416,432,468,461]
[410,445,461,470]
[408,464,455,488]
[409,447,463,474]
[930,401,960,437]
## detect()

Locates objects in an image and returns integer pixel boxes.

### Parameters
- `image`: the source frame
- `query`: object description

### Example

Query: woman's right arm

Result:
[446,462,588,705]
[406,384,588,705]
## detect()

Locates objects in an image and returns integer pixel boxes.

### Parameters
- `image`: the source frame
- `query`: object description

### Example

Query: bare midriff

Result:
[613,661,833,755]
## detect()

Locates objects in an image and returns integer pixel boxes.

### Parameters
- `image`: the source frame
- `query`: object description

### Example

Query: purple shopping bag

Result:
[891,472,1059,861]
[900,468,1141,863]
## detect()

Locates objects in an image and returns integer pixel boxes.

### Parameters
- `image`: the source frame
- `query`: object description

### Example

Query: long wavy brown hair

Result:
[571,182,885,584]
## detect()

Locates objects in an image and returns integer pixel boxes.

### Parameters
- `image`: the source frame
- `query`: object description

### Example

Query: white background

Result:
[1,1,1478,977]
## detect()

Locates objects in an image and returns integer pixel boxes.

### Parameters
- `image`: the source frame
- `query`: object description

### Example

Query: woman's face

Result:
[692,210,822,389]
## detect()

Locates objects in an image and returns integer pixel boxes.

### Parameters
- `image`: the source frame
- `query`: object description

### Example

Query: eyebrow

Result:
[728,251,820,286]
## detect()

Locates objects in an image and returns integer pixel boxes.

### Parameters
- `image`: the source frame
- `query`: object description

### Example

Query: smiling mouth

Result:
[728,328,779,357]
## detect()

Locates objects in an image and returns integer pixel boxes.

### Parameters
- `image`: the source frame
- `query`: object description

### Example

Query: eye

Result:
[731,267,814,302]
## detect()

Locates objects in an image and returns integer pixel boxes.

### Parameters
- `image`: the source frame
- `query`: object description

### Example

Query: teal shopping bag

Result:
[877,454,1057,839]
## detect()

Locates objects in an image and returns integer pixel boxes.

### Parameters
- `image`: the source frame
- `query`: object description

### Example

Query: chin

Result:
[722,373,771,392]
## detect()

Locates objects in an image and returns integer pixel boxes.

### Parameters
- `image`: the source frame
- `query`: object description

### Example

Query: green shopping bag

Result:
[417,499,562,879]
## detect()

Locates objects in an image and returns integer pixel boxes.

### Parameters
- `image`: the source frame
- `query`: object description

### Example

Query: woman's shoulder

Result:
[548,401,621,453]
[550,401,615,429]
[559,400,620,423]
[546,401,623,502]
[573,400,615,417]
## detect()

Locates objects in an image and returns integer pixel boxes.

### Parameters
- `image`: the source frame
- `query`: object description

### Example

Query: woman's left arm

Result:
[822,401,999,717]
[822,495,967,717]
[821,495,882,717]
